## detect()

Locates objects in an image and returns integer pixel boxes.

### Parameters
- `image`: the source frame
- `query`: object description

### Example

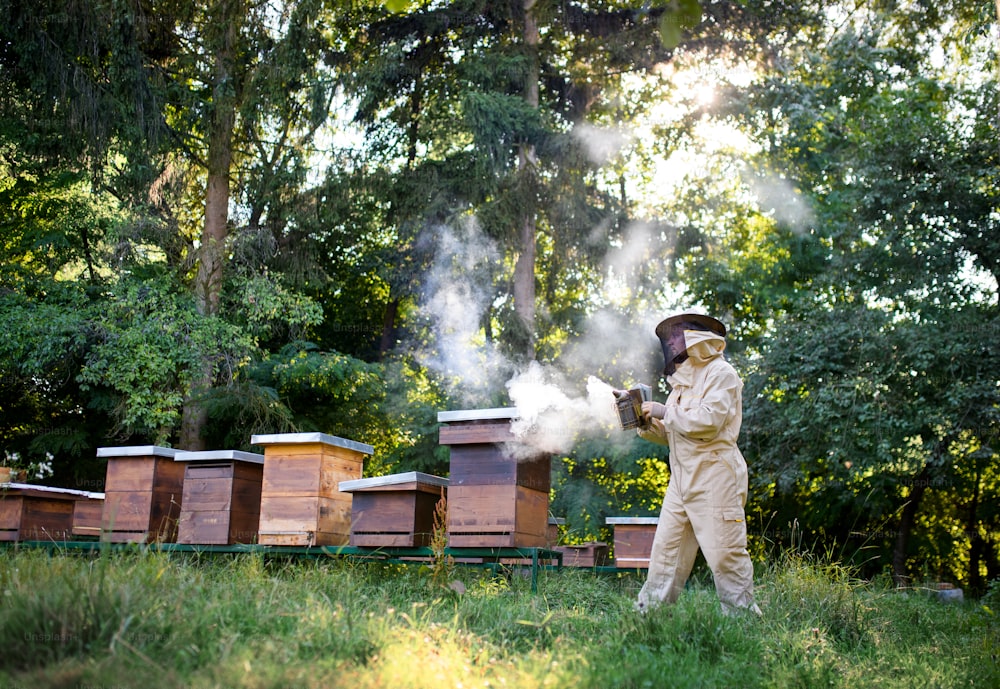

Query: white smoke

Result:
[504,361,624,457]
[604,221,658,280]
[412,209,678,457]
[572,121,633,166]
[745,171,816,233]
[495,216,685,455]
[416,218,512,405]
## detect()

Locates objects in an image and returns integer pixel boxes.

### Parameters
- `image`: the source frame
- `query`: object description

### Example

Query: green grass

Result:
[0,548,996,689]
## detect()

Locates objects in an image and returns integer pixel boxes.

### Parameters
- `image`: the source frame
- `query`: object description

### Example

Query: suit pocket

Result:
[721,508,748,549]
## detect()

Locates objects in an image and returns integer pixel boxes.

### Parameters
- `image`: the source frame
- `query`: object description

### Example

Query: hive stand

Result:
[175,450,264,545]
[98,446,185,543]
[339,471,448,548]
[252,433,373,547]
[607,516,659,568]
[438,408,552,548]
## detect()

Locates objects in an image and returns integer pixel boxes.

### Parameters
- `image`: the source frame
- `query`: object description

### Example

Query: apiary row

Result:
[1,408,661,567]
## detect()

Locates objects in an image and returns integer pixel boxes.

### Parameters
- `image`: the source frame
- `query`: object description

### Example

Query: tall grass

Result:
[0,547,996,689]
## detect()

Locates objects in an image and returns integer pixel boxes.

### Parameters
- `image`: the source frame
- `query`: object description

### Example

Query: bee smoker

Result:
[614,384,652,430]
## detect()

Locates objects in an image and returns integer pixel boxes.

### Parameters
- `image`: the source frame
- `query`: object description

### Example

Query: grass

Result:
[0,547,997,689]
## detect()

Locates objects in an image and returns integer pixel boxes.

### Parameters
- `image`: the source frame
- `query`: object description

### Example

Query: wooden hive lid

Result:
[250,432,373,456]
[0,483,98,500]
[96,445,180,459]
[174,450,264,464]
[437,407,518,423]
[606,516,659,525]
[339,471,448,493]
[437,407,525,446]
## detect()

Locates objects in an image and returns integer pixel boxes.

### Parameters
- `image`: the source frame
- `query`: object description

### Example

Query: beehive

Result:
[98,446,185,543]
[438,408,551,548]
[175,450,264,545]
[547,517,564,547]
[339,471,448,548]
[607,517,659,568]
[252,433,372,547]
[554,542,610,568]
[71,492,105,539]
[0,483,90,541]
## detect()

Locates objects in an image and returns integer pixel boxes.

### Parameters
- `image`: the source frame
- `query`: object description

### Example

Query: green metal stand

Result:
[1,541,564,592]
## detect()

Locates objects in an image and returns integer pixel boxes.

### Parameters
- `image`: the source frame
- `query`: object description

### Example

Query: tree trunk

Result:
[378,297,399,360]
[967,461,984,593]
[80,223,97,282]
[180,0,239,450]
[513,0,540,361]
[985,539,1000,586]
[891,466,929,587]
[374,73,422,362]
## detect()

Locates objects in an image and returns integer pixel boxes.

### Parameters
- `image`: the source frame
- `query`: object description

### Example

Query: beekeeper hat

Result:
[655,312,727,339]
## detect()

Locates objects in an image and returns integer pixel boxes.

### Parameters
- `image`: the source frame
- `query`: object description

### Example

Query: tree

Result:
[669,7,1000,587]
[337,1,688,366]
[0,0,392,463]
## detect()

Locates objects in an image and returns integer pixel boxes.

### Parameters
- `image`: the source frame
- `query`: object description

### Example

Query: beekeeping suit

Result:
[635,314,760,614]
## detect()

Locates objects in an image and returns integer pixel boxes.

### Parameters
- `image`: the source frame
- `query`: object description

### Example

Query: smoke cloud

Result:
[414,218,513,406]
[745,171,816,233]
[412,213,679,458]
[504,361,623,457]
[571,121,633,166]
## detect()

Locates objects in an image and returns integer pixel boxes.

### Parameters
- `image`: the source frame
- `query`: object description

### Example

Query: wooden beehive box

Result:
[547,517,564,547]
[175,450,264,545]
[98,445,185,543]
[0,483,90,541]
[438,408,551,548]
[72,492,105,539]
[339,471,448,548]
[252,432,372,547]
[607,517,659,568]
[555,541,609,568]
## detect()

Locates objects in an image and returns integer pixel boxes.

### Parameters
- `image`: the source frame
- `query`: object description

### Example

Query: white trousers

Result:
[637,456,758,613]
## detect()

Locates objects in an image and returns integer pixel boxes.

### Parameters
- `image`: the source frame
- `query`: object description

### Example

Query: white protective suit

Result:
[636,328,759,614]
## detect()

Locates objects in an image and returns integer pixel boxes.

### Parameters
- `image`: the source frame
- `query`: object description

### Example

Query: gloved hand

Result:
[642,401,666,420]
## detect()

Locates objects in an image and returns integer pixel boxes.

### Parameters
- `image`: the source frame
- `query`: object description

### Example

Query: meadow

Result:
[0,548,997,689]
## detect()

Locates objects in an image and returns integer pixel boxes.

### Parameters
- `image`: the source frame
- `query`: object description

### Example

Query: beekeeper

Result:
[634,312,760,615]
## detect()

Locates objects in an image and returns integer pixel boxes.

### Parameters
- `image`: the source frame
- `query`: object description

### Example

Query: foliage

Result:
[551,435,671,544]
[0,285,110,486]
[221,274,324,347]
[376,358,451,476]
[77,278,257,445]
[0,165,118,287]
